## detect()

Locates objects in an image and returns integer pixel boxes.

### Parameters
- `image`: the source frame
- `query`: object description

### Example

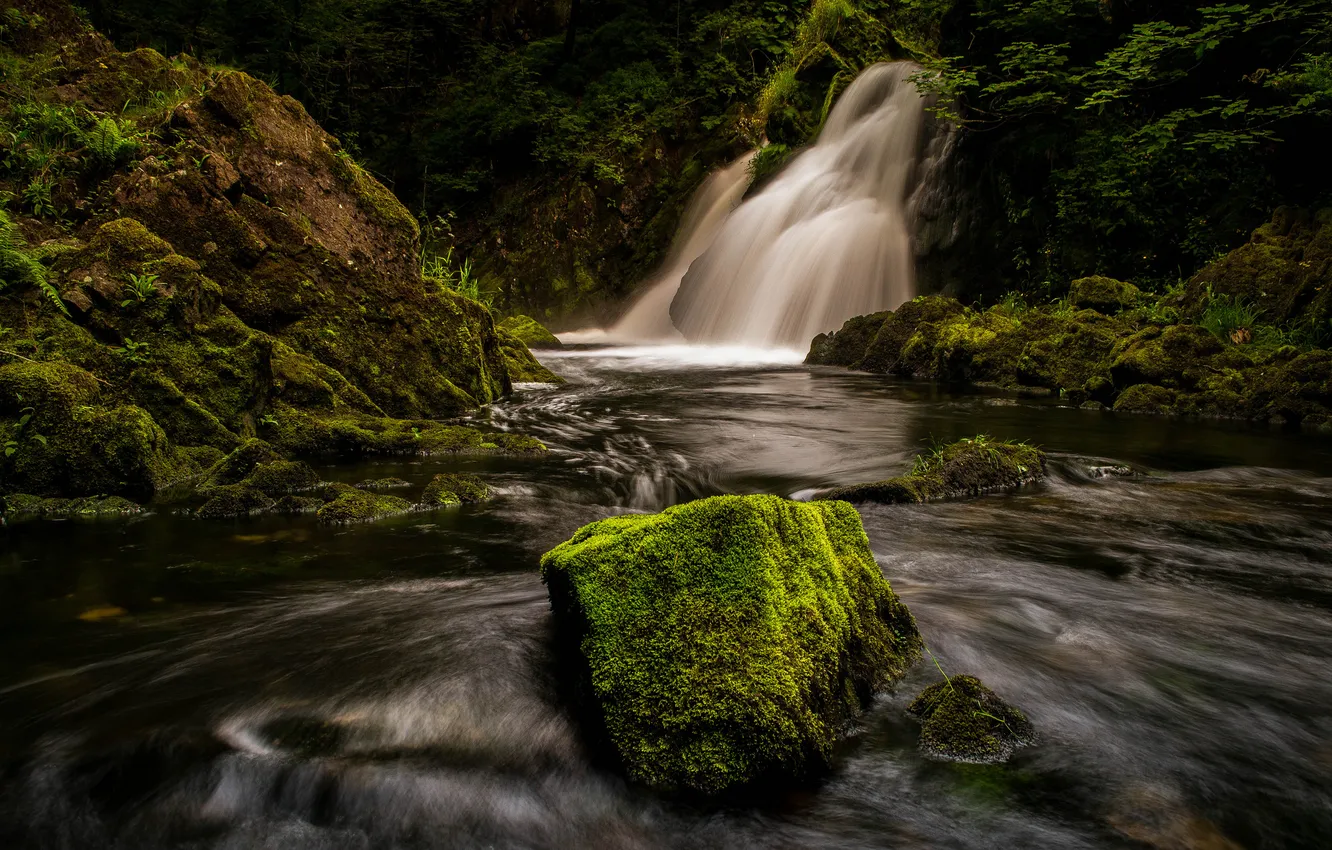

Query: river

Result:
[3,347,1331,848]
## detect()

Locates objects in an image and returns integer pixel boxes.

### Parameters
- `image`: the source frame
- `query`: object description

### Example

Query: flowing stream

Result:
[3,349,1332,849]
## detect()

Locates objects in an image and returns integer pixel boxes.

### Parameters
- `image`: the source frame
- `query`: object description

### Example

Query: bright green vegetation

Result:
[315,483,416,524]
[908,674,1035,764]
[498,315,563,350]
[541,494,922,794]
[0,3,549,513]
[810,210,1332,428]
[821,436,1046,504]
[421,473,490,506]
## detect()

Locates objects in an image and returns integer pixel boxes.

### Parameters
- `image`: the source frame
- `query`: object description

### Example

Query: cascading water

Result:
[668,62,932,347]
[559,152,755,344]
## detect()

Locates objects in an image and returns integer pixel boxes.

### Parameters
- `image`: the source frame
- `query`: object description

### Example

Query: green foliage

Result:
[915,0,1332,290]
[4,405,46,458]
[111,337,151,364]
[0,209,65,314]
[82,116,141,168]
[748,142,792,186]
[120,272,160,307]
[541,494,921,793]
[1200,290,1261,342]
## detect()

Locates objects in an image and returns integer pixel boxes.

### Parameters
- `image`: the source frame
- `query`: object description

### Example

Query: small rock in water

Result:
[1089,464,1135,479]
[907,675,1035,764]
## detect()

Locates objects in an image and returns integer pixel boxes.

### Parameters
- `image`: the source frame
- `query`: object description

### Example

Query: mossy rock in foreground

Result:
[908,675,1035,764]
[820,437,1046,505]
[541,494,923,794]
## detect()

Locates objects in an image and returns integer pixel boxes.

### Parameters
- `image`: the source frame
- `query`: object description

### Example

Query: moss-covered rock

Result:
[498,329,564,384]
[498,315,563,349]
[316,483,416,523]
[907,675,1035,764]
[196,484,276,518]
[420,472,491,505]
[354,477,411,491]
[1113,383,1177,414]
[262,405,548,458]
[541,494,922,794]
[244,459,320,495]
[1,493,143,518]
[1068,276,1141,313]
[821,437,1046,505]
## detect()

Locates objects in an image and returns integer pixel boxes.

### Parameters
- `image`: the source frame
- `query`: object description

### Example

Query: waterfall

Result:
[668,62,933,347]
[559,152,755,345]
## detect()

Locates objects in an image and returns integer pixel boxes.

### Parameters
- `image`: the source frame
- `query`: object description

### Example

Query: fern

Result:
[82,117,140,168]
[0,209,67,315]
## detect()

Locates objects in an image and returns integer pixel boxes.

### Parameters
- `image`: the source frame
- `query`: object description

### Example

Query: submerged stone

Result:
[541,494,922,794]
[820,437,1046,505]
[420,473,491,505]
[907,675,1035,764]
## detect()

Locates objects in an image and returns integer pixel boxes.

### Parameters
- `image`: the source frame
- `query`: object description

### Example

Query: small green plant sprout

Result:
[112,337,151,364]
[121,272,160,306]
[258,413,279,427]
[4,406,46,458]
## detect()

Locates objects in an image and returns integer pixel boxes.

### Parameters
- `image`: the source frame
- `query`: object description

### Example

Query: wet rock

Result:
[196,484,276,518]
[1114,384,1177,414]
[316,483,415,524]
[907,675,1035,764]
[420,473,491,505]
[1088,464,1136,479]
[245,460,320,495]
[1,493,143,518]
[820,437,1046,504]
[271,494,324,514]
[541,494,922,794]
[498,330,564,384]
[1107,783,1243,850]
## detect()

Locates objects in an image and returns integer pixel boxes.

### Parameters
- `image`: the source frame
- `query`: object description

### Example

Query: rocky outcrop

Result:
[0,0,550,507]
[819,437,1047,504]
[541,494,922,794]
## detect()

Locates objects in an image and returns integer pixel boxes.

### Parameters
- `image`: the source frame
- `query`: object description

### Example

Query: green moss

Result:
[265,405,547,458]
[1068,276,1141,313]
[202,438,282,487]
[541,494,922,794]
[354,477,411,491]
[1,493,143,518]
[196,484,276,518]
[420,472,491,505]
[907,675,1035,764]
[271,494,324,514]
[806,311,891,367]
[244,459,320,495]
[821,437,1046,505]
[498,329,563,384]
[498,314,563,349]
[1112,383,1176,414]
[316,483,416,524]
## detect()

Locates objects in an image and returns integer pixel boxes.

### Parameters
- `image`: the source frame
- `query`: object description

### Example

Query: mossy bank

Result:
[541,494,922,795]
[0,0,552,509]
[808,209,1332,429]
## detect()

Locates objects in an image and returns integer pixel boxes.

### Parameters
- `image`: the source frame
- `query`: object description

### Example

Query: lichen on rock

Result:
[820,437,1047,505]
[907,675,1035,764]
[541,494,922,794]
[498,315,563,349]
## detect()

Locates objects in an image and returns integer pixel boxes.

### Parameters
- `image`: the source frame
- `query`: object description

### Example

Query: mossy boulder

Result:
[420,472,491,505]
[1113,383,1177,414]
[316,483,416,524]
[498,329,564,384]
[907,675,1035,764]
[0,362,198,500]
[244,459,320,495]
[1068,276,1141,314]
[541,494,923,794]
[1,493,142,518]
[498,315,563,349]
[196,484,276,518]
[1110,325,1228,390]
[821,437,1046,505]
[807,310,892,368]
[263,406,548,458]
[1184,207,1332,329]
[355,477,411,491]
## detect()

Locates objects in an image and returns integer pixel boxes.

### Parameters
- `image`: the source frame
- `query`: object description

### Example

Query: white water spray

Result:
[559,152,756,345]
[668,62,931,347]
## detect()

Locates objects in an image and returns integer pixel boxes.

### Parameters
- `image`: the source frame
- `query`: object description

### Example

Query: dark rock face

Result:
[908,675,1035,764]
[819,437,1047,505]
[541,495,922,795]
